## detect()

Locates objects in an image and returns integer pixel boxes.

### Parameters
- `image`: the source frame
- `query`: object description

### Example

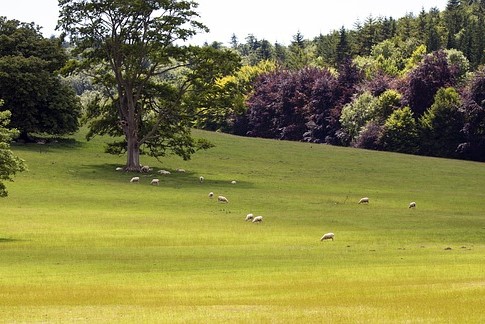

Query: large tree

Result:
[380,106,419,154]
[245,67,340,142]
[402,50,456,117]
[58,0,240,171]
[419,87,464,158]
[0,17,81,140]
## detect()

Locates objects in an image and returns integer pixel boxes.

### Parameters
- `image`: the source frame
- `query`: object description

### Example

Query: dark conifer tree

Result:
[336,27,351,66]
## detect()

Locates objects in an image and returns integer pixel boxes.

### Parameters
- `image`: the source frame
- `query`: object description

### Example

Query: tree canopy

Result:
[58,0,240,171]
[0,17,81,140]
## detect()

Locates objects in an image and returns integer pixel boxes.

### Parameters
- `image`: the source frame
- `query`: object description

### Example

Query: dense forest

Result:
[1,0,485,165]
[194,0,485,161]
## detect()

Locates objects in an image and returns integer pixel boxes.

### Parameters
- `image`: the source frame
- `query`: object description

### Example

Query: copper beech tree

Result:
[58,0,240,171]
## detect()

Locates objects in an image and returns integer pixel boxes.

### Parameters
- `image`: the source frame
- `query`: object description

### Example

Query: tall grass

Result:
[0,129,484,323]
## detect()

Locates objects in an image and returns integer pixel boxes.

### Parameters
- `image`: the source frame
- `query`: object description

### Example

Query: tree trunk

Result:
[122,83,142,172]
[126,134,140,171]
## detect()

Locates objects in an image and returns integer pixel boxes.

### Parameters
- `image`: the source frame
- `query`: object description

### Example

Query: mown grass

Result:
[0,129,484,323]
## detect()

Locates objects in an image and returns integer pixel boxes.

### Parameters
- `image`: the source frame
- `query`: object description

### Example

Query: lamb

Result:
[245,213,254,221]
[158,170,171,175]
[252,216,263,223]
[199,176,205,183]
[409,201,416,208]
[218,195,229,203]
[358,197,369,204]
[208,192,214,198]
[130,176,140,183]
[150,179,160,185]
[320,232,335,241]
[231,180,237,184]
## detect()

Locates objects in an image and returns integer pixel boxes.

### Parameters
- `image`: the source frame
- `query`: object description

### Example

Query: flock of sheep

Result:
[210,193,264,223]
[120,166,417,242]
[122,165,261,222]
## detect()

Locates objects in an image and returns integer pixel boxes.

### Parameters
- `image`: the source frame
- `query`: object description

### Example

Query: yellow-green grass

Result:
[1,129,484,323]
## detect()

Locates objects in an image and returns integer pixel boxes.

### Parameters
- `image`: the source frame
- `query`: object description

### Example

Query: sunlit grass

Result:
[0,128,484,322]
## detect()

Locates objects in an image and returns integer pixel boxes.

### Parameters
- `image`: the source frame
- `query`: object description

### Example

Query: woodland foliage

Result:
[204,1,485,161]
[3,0,485,165]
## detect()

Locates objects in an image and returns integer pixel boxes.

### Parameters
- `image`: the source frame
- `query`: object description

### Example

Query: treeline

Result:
[211,0,485,70]
[198,0,485,161]
[1,1,485,164]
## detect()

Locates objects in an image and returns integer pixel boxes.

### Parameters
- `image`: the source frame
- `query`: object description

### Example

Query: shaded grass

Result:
[0,128,484,322]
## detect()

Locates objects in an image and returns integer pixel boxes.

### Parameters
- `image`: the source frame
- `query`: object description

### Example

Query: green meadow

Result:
[1,129,484,323]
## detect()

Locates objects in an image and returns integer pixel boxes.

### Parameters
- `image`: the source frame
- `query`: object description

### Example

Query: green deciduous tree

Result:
[340,91,377,141]
[0,17,81,140]
[374,89,402,122]
[419,87,464,157]
[194,60,276,133]
[445,48,470,83]
[58,0,240,171]
[381,106,419,154]
[0,104,26,197]
[340,89,402,143]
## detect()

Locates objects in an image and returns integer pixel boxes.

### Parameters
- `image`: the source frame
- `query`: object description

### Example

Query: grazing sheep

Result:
[358,197,369,204]
[252,216,263,223]
[176,168,186,173]
[245,213,254,221]
[231,180,237,184]
[150,179,160,185]
[140,165,151,173]
[218,195,229,203]
[130,176,140,183]
[199,176,205,183]
[409,201,416,208]
[158,170,171,175]
[208,192,214,198]
[320,232,335,241]
[115,167,123,171]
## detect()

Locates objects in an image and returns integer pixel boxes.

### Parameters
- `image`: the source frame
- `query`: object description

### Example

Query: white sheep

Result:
[130,176,140,183]
[140,165,151,173]
[115,167,123,171]
[252,216,263,223]
[199,176,205,183]
[176,168,186,173]
[231,180,237,184]
[158,170,171,175]
[218,195,229,203]
[358,197,369,204]
[409,201,416,208]
[208,192,214,198]
[320,232,335,241]
[150,179,160,185]
[245,213,254,221]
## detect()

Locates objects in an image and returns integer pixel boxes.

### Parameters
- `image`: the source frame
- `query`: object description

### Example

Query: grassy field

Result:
[1,129,484,323]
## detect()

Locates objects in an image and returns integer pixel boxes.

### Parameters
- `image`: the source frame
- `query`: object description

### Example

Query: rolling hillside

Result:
[1,129,484,323]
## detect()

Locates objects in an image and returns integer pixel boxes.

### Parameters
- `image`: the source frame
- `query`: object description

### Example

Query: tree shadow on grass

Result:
[0,238,22,243]
[12,137,84,153]
[71,163,255,190]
